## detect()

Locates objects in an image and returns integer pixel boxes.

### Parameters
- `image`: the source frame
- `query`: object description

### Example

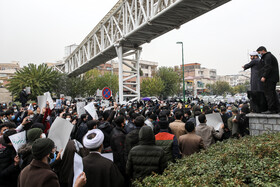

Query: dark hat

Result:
[31,123,46,131]
[32,138,54,160]
[158,120,169,129]
[27,128,43,142]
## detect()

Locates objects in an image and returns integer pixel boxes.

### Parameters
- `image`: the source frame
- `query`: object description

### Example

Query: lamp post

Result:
[176,42,185,103]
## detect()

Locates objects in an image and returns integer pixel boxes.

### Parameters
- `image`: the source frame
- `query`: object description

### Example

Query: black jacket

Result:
[126,126,167,179]
[260,52,279,83]
[244,58,263,91]
[83,153,124,187]
[110,126,126,175]
[0,144,20,187]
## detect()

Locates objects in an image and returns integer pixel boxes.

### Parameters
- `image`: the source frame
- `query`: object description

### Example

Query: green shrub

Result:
[134,133,280,186]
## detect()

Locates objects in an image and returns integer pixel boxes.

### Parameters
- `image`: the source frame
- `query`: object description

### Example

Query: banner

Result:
[25,87,31,94]
[9,131,26,152]
[77,102,86,117]
[48,117,73,157]
[84,102,98,120]
[196,113,223,130]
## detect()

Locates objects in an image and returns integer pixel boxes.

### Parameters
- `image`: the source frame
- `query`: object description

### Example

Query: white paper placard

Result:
[196,113,223,131]
[84,102,98,120]
[73,153,84,187]
[48,117,73,157]
[44,92,54,110]
[37,95,47,113]
[25,87,31,94]
[101,153,113,161]
[77,102,86,117]
[9,131,26,152]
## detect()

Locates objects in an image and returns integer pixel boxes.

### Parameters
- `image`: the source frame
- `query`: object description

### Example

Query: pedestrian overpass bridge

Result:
[60,0,231,103]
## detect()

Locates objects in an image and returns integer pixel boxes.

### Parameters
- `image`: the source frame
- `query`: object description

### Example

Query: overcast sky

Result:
[1,0,280,75]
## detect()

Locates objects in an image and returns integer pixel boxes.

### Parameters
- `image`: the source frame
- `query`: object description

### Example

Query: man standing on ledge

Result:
[257,46,279,114]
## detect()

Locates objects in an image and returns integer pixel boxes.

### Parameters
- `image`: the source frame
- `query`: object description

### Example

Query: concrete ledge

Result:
[247,113,280,136]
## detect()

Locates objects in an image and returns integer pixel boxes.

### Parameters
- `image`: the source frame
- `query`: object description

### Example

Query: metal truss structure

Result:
[61,0,231,102]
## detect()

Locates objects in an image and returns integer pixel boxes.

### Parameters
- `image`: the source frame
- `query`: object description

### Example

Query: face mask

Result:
[41,133,46,138]
[30,115,34,119]
[238,108,241,111]
[11,115,15,120]
[66,118,71,121]
[14,110,18,113]
[227,110,232,113]
[13,107,17,109]
[3,117,8,122]
[69,111,72,114]
[200,106,203,109]
[34,105,37,108]
[258,54,262,58]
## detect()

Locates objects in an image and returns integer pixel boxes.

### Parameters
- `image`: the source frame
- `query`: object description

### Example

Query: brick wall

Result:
[247,113,280,136]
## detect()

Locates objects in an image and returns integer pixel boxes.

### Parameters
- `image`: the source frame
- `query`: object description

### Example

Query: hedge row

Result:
[134,133,280,186]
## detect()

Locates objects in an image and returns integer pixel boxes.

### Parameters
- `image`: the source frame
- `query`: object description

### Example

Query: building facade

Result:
[217,70,250,87]
[176,63,217,95]
[0,61,20,86]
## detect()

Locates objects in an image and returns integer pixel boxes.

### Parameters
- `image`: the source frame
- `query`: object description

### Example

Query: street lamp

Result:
[176,42,185,103]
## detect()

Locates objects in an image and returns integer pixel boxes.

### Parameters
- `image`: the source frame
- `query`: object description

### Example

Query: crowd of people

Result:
[0,97,251,187]
[0,45,277,187]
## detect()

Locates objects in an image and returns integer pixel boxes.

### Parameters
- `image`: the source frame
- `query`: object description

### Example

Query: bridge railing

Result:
[63,0,179,74]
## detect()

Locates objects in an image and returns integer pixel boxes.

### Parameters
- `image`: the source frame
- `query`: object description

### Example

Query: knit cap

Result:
[27,128,43,142]
[32,138,54,160]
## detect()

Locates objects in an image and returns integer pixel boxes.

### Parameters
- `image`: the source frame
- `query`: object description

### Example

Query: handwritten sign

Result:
[8,131,26,152]
[44,92,54,110]
[77,102,86,117]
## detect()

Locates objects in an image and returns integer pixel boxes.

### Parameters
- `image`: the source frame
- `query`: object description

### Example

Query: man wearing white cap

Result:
[82,129,124,187]
[242,51,263,91]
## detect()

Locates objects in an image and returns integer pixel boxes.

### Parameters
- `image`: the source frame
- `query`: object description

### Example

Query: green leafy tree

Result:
[84,70,118,96]
[7,63,61,100]
[207,81,232,95]
[141,77,164,97]
[156,67,181,98]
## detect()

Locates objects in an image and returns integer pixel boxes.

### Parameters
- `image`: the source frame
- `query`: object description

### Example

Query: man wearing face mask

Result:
[18,138,60,187]
[257,46,279,114]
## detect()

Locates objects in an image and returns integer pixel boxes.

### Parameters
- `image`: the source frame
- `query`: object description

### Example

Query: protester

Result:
[196,114,224,148]
[18,138,59,187]
[110,116,126,177]
[169,111,187,140]
[126,126,167,180]
[243,51,263,91]
[179,121,205,156]
[82,129,124,187]
[257,46,280,114]
[0,130,20,187]
[155,120,180,162]
[124,115,145,160]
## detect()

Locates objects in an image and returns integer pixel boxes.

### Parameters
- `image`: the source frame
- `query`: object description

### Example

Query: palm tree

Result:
[7,63,61,100]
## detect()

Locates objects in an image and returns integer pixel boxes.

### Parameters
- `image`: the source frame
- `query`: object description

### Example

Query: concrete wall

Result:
[0,88,12,103]
[247,113,280,136]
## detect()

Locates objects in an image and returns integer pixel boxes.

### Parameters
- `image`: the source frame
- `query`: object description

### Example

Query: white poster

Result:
[196,113,223,131]
[101,100,110,107]
[101,153,113,161]
[96,89,102,97]
[25,87,31,94]
[44,92,54,110]
[73,153,84,187]
[48,117,73,157]
[9,131,26,152]
[37,95,47,113]
[77,102,86,117]
[84,102,98,120]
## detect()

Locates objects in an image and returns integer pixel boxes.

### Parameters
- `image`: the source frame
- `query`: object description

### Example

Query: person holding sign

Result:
[18,138,60,187]
[195,114,224,148]
[0,130,20,187]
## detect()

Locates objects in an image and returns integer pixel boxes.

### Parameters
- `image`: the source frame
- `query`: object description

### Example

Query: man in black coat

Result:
[19,89,28,107]
[83,129,124,187]
[110,116,126,176]
[243,51,263,91]
[257,46,279,114]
